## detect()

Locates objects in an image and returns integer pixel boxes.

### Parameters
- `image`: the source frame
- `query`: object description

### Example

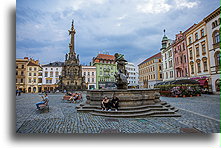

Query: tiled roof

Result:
[27,61,39,66]
[95,54,115,60]
[42,62,64,67]
[138,52,161,66]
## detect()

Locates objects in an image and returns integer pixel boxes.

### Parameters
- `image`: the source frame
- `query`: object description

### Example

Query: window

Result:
[88,72,90,76]
[16,65,18,69]
[100,66,102,69]
[29,67,32,71]
[92,78,94,82]
[22,65,24,69]
[16,71,18,75]
[55,72,59,77]
[202,43,206,54]
[33,73,36,76]
[45,72,48,77]
[50,72,53,77]
[29,72,31,76]
[191,64,194,74]
[51,68,53,70]
[21,71,24,76]
[165,53,167,60]
[214,32,220,44]
[33,79,36,83]
[100,71,102,75]
[29,78,31,83]
[184,55,186,63]
[180,56,183,64]
[21,78,23,83]
[189,49,193,59]
[197,61,201,73]
[195,33,198,41]
[34,68,37,71]
[201,29,204,37]
[196,46,199,56]
[214,51,220,71]
[88,78,90,82]
[84,72,86,76]
[189,37,192,44]
[92,72,94,76]
[203,60,208,71]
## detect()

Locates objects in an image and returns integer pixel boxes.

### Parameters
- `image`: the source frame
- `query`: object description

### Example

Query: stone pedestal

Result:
[86,89,161,107]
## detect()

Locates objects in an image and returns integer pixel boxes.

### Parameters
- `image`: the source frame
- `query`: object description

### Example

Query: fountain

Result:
[77,53,181,118]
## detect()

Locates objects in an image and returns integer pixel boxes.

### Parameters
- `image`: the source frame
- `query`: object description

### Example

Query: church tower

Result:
[59,20,85,91]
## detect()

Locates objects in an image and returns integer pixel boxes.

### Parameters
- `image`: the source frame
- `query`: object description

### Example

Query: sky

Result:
[16,0,219,66]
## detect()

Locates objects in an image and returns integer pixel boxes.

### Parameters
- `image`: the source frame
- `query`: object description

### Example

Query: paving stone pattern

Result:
[16,93,220,133]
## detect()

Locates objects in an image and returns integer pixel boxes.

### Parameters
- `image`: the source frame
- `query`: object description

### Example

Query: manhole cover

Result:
[105,118,119,122]
[101,129,120,133]
[180,128,203,133]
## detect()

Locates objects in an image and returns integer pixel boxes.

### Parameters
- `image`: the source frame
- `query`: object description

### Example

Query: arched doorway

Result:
[33,87,36,93]
[28,87,31,93]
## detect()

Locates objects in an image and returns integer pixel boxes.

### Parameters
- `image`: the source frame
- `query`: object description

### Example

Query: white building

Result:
[126,62,139,88]
[82,66,96,89]
[42,62,63,92]
[161,33,175,81]
[204,7,220,94]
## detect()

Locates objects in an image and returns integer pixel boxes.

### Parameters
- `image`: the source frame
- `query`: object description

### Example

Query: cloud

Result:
[136,0,199,14]
[16,0,219,66]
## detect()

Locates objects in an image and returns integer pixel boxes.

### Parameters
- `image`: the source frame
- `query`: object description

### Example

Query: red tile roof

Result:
[95,54,115,60]
[27,61,39,66]
[139,52,161,66]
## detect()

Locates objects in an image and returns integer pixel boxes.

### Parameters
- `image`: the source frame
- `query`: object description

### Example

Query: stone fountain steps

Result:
[77,102,181,118]
[92,107,169,115]
[90,110,181,118]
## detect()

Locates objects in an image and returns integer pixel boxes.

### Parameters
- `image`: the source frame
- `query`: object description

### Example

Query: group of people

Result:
[16,89,21,96]
[101,95,119,111]
[67,92,81,103]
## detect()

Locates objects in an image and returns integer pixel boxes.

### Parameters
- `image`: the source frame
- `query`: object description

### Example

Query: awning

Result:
[199,79,208,86]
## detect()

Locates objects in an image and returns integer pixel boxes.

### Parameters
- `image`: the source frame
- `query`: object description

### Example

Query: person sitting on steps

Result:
[111,95,119,111]
[101,96,111,111]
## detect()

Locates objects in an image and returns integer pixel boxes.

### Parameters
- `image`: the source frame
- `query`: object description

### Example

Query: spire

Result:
[163,29,166,36]
[68,19,76,54]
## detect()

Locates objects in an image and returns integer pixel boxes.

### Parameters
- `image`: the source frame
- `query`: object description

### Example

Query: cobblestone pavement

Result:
[16,93,220,133]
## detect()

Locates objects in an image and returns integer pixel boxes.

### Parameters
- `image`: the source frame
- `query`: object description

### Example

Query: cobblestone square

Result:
[16,93,220,133]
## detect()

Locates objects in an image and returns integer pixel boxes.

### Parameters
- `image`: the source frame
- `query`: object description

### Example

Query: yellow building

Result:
[138,52,162,88]
[16,57,29,92]
[26,59,42,93]
[186,20,211,91]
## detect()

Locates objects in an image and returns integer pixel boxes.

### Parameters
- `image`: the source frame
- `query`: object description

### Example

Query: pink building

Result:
[172,31,189,79]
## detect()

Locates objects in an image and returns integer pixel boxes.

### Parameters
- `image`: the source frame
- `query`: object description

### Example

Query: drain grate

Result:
[180,128,203,133]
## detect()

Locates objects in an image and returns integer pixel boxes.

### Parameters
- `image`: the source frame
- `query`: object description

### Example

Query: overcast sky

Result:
[16,0,219,66]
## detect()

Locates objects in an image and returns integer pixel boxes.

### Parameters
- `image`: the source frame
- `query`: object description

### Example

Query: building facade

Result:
[82,66,96,90]
[173,31,189,79]
[138,52,163,88]
[16,57,29,92]
[92,54,117,89]
[125,62,139,88]
[185,20,211,91]
[42,62,63,92]
[161,33,175,81]
[60,21,85,91]
[204,7,220,94]
[26,59,41,93]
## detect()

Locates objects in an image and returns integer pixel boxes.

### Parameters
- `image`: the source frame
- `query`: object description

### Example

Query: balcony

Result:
[103,74,110,78]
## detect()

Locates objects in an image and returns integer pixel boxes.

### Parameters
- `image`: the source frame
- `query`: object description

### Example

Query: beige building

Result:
[186,20,211,91]
[16,57,29,92]
[26,59,42,93]
[204,7,220,94]
[82,66,96,89]
[138,52,163,88]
